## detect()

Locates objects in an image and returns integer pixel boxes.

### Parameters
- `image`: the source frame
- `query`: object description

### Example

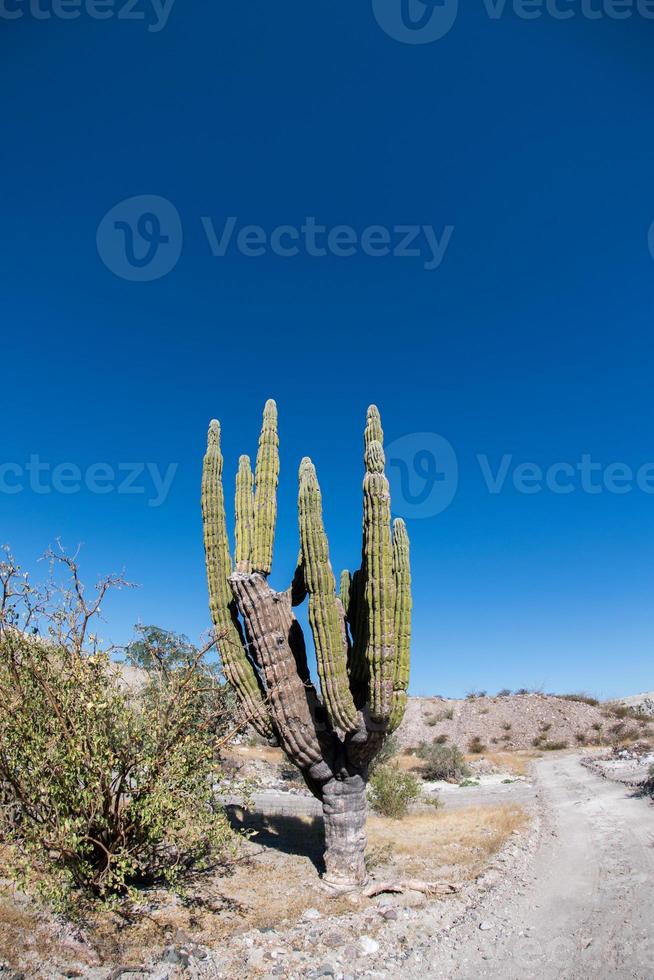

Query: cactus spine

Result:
[201,400,412,889]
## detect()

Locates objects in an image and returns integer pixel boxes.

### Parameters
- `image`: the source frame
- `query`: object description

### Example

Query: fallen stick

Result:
[363,879,460,898]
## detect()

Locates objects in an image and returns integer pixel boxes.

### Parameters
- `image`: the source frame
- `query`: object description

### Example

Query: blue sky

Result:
[2,2,653,698]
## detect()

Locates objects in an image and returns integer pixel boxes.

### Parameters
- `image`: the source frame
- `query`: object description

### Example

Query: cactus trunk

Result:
[201,400,412,888]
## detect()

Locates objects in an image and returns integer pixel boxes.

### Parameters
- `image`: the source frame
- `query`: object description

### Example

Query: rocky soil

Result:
[395,693,653,752]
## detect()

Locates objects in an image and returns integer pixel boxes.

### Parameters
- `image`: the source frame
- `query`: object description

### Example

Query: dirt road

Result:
[433,754,654,979]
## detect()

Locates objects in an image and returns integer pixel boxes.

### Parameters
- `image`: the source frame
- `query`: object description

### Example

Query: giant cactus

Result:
[201,401,412,888]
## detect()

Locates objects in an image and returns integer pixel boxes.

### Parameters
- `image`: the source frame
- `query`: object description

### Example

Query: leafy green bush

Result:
[0,548,235,909]
[368,765,421,819]
[417,742,470,781]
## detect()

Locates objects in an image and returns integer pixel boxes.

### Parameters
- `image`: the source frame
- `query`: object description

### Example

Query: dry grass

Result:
[226,743,285,765]
[463,750,538,776]
[0,799,530,973]
[368,804,528,879]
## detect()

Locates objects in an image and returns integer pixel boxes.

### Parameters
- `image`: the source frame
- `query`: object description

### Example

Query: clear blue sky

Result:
[2,3,653,699]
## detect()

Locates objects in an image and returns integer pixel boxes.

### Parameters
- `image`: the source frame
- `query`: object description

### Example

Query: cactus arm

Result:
[252,399,279,576]
[298,459,359,734]
[230,572,332,777]
[362,437,396,725]
[339,570,352,624]
[201,422,272,738]
[389,518,412,733]
[364,404,384,448]
[235,455,254,573]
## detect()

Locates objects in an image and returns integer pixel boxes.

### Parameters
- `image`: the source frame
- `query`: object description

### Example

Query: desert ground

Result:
[1,694,652,979]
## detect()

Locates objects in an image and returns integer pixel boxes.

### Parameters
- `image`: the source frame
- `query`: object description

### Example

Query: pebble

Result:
[358,936,380,955]
[479,921,493,931]
[303,908,323,921]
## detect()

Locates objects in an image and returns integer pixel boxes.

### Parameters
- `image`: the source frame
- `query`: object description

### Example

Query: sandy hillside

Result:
[618,691,654,716]
[395,693,653,752]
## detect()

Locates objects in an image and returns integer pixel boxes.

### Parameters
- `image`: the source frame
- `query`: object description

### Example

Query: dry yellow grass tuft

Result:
[368,804,528,879]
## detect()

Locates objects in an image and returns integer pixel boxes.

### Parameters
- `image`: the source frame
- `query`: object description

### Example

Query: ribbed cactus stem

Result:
[389,518,412,732]
[364,404,384,449]
[299,458,358,734]
[235,455,254,573]
[339,570,352,621]
[363,439,396,723]
[252,399,279,576]
[201,421,272,737]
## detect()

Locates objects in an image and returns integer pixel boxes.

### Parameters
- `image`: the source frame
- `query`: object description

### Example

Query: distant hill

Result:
[395,693,653,752]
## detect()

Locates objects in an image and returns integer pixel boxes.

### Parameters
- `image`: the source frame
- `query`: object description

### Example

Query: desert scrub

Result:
[468,736,486,754]
[368,733,400,773]
[418,743,470,781]
[368,765,421,819]
[0,548,236,909]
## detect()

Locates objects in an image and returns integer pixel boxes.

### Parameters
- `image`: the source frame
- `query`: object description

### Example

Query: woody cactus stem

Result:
[201,400,412,889]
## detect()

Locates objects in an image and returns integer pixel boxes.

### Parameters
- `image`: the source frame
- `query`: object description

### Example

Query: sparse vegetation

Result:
[557,693,599,707]
[0,548,235,909]
[369,734,400,773]
[468,736,486,754]
[368,765,421,819]
[417,743,470,781]
[541,740,569,751]
[497,688,512,697]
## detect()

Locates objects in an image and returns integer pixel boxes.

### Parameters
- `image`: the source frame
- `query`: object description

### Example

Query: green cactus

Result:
[362,439,396,722]
[235,455,254,573]
[389,518,411,732]
[252,398,279,575]
[299,458,358,734]
[201,422,271,737]
[200,400,411,889]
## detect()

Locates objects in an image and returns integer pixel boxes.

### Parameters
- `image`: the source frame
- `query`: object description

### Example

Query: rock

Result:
[322,933,343,948]
[380,907,399,921]
[358,936,380,955]
[302,908,322,921]
[161,947,190,968]
[479,921,493,931]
